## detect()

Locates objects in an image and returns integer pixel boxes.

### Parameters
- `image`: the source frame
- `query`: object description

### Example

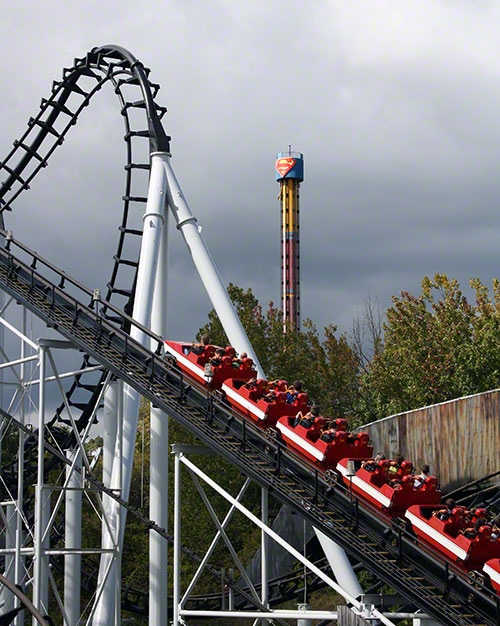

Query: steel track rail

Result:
[0,47,172,612]
[0,232,497,626]
[0,45,168,465]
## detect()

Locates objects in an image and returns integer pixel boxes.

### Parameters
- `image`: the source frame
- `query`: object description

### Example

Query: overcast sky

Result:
[2,0,500,347]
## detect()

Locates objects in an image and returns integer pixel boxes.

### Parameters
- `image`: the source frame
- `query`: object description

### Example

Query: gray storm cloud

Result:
[1,0,500,342]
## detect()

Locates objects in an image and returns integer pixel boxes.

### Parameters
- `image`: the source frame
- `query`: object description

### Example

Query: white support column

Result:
[162,156,264,378]
[93,152,169,626]
[102,382,118,501]
[314,528,363,600]
[173,452,181,626]
[0,289,12,615]
[3,503,15,613]
[95,381,119,625]
[0,288,5,409]
[261,488,268,626]
[297,605,312,626]
[149,201,169,626]
[14,306,27,626]
[33,345,49,620]
[64,448,82,626]
[114,379,123,626]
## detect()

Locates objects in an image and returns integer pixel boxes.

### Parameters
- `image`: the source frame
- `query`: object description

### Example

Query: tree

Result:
[198,283,360,420]
[361,273,500,419]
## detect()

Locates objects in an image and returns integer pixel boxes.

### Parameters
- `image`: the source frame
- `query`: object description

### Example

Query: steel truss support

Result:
[0,308,120,625]
[163,155,264,377]
[64,448,82,626]
[171,446,399,626]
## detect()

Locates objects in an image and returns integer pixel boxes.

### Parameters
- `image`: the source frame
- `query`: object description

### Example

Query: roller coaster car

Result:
[337,459,441,518]
[277,416,373,469]
[221,378,308,427]
[163,341,256,388]
[484,559,500,595]
[405,505,500,570]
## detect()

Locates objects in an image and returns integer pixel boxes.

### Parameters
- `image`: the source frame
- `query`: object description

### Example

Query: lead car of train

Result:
[163,340,500,595]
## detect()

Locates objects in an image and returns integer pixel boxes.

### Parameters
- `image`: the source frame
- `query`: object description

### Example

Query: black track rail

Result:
[0,47,173,610]
[0,231,497,626]
[0,45,168,456]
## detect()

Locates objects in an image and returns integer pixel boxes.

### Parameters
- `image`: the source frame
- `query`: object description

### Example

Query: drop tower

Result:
[276,147,304,332]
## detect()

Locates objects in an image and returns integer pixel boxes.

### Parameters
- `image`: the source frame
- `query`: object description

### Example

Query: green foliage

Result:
[362,273,500,418]
[198,283,360,421]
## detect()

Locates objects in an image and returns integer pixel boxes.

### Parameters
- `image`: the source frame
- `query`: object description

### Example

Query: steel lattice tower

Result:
[276,148,304,332]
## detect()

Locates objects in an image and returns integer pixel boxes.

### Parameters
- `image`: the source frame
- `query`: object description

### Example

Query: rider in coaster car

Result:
[460,518,487,540]
[471,508,488,524]
[388,455,406,488]
[209,348,226,367]
[388,454,405,479]
[285,380,303,404]
[262,380,283,403]
[232,351,247,368]
[413,464,430,489]
[243,377,257,390]
[319,420,339,442]
[362,453,386,472]
[293,405,320,429]
[191,333,211,355]
[434,498,456,521]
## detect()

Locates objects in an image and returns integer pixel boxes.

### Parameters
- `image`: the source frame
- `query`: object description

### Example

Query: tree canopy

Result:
[363,273,500,418]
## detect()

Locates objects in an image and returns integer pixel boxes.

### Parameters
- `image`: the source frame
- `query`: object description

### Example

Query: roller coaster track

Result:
[0,46,331,617]
[0,47,171,614]
[0,44,168,449]
[0,230,498,626]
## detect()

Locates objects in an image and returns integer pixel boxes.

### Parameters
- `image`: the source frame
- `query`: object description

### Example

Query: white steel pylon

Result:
[93,151,264,626]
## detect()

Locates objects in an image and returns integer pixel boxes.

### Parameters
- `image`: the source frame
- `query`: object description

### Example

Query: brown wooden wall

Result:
[357,389,500,490]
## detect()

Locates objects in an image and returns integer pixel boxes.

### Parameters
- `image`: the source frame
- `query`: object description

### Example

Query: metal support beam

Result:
[93,151,169,626]
[64,448,82,626]
[2,503,15,613]
[314,528,363,600]
[163,155,264,377]
[173,451,181,626]
[14,305,27,626]
[33,344,49,619]
[261,487,269,626]
[174,453,397,626]
[180,478,251,607]
[149,187,169,626]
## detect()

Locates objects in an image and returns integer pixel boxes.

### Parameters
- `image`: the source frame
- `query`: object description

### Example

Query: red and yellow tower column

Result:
[276,150,304,332]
